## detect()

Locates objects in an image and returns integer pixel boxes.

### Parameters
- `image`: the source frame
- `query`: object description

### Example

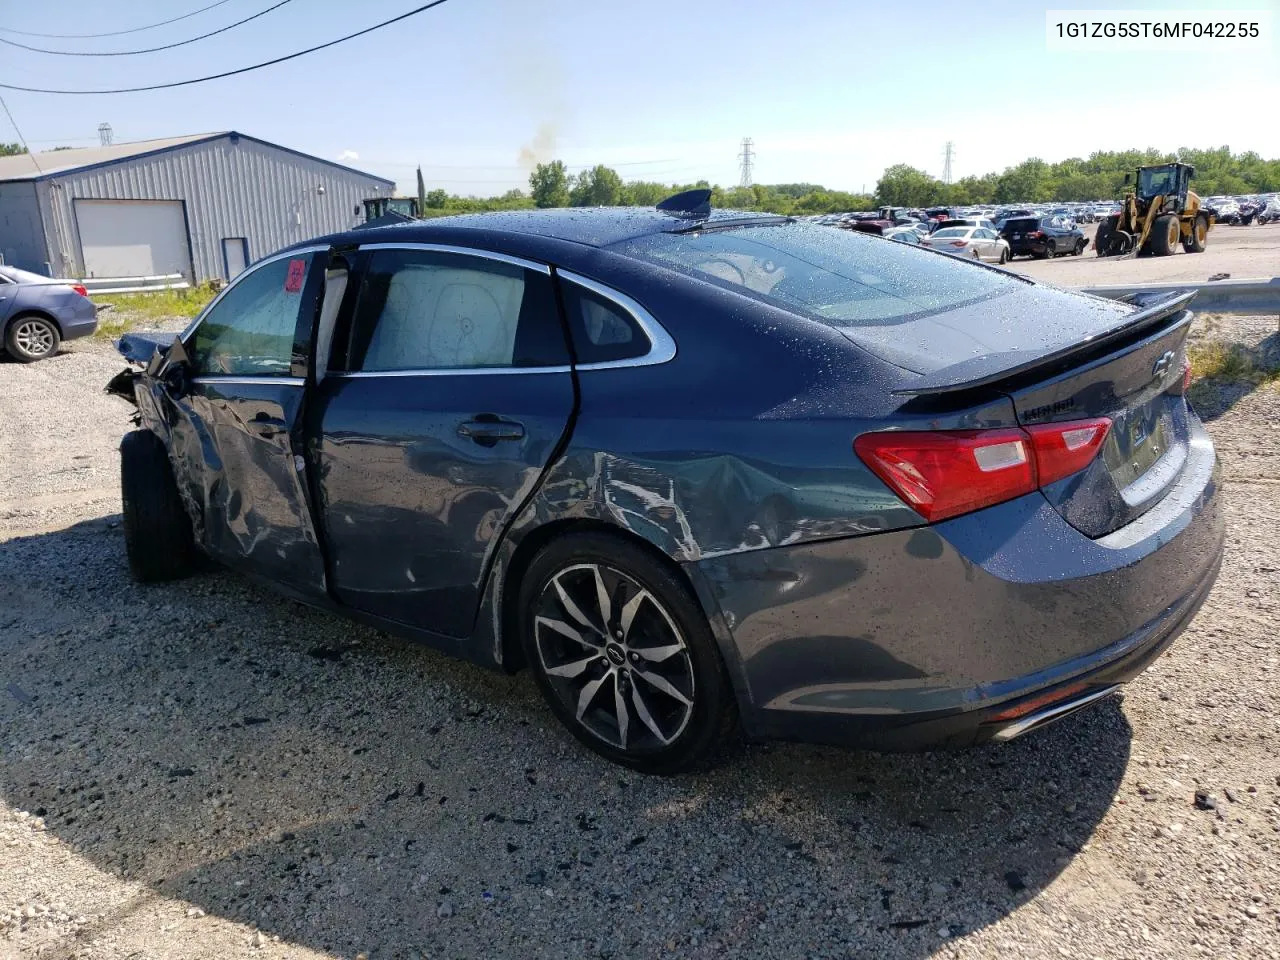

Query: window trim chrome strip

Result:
[191,376,306,387]
[554,269,677,370]
[178,244,329,342]
[329,366,571,379]
[356,241,552,275]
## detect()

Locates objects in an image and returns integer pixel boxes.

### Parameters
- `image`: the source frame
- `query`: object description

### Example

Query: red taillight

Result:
[1182,355,1193,391]
[71,284,88,297]
[854,418,1112,523]
[950,240,967,247]
[854,429,1035,522]
[1028,231,1045,239]
[1024,418,1112,485]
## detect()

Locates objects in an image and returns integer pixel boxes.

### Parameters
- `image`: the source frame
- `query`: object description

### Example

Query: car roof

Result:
[311,207,790,253]
[0,264,57,284]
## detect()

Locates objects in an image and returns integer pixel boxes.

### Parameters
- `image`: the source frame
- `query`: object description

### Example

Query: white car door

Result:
[974,228,996,259]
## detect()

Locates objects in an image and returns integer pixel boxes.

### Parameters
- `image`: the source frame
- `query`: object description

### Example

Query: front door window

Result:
[190,252,314,376]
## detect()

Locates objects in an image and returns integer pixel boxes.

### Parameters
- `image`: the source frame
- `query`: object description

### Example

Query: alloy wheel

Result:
[14,320,55,358]
[532,563,695,751]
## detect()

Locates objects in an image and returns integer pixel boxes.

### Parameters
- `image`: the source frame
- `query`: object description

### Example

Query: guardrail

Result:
[79,274,190,296]
[1078,278,1280,315]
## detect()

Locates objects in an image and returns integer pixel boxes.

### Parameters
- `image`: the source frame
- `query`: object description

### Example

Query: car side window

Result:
[559,281,648,365]
[345,248,567,372]
[190,253,313,376]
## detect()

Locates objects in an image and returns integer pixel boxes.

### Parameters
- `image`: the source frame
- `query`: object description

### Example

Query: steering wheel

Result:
[693,258,747,286]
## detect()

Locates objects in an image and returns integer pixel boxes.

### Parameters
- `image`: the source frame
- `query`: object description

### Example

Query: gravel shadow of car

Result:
[0,519,1131,959]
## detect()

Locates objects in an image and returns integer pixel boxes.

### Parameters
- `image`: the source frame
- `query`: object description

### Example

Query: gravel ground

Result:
[1,315,1278,960]
[1005,221,1280,286]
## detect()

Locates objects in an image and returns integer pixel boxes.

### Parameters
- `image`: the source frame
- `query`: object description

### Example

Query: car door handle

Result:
[457,417,525,445]
[248,413,288,438]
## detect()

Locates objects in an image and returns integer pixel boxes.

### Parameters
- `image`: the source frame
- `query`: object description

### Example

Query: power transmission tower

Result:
[97,122,113,146]
[941,140,954,185]
[738,137,755,188]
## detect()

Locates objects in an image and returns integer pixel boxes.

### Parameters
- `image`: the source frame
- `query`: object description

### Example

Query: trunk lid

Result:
[844,287,1197,538]
[1006,308,1194,536]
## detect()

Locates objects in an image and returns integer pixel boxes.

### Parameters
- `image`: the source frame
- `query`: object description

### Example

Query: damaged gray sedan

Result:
[110,200,1224,772]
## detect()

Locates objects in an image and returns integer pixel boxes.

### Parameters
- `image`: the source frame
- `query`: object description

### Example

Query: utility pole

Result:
[97,123,113,147]
[941,140,954,185]
[738,137,755,188]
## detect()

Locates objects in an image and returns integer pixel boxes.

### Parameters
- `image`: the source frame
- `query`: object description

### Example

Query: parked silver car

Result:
[0,265,97,362]
[921,226,1011,263]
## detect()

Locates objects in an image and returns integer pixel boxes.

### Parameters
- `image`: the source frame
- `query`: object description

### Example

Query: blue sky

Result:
[2,0,1277,195]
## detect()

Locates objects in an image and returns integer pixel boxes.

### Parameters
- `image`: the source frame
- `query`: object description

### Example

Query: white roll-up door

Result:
[75,199,192,280]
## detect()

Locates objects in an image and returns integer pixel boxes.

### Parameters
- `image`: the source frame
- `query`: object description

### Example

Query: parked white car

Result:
[921,226,1011,263]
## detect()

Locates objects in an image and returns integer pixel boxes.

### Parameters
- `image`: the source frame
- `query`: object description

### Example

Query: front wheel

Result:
[1073,238,1086,255]
[519,533,736,773]
[120,430,197,582]
[1150,214,1180,256]
[4,315,60,362]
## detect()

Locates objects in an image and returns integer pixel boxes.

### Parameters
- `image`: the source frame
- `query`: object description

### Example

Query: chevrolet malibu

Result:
[110,195,1224,773]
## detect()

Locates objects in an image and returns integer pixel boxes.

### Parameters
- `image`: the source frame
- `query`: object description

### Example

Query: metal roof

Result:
[0,131,394,185]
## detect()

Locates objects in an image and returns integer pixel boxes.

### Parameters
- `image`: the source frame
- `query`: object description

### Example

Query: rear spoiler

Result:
[891,290,1196,396]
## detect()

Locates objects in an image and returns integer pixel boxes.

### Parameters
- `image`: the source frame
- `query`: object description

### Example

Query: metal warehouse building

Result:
[0,131,394,283]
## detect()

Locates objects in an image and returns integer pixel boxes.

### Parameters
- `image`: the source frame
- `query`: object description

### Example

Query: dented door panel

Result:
[173,377,326,596]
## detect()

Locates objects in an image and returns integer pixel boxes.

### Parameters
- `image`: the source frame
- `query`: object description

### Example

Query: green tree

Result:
[623,181,669,206]
[569,164,623,206]
[424,189,449,208]
[529,160,570,208]
[0,143,27,156]
[875,164,943,207]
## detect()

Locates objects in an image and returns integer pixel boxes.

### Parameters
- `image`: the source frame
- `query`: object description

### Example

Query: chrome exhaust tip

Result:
[989,685,1121,743]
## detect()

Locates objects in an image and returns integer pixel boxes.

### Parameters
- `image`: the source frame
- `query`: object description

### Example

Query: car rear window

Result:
[930,227,970,239]
[1002,218,1040,232]
[609,222,1017,326]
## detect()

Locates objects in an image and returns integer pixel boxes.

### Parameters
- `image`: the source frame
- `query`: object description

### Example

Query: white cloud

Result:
[336,149,360,162]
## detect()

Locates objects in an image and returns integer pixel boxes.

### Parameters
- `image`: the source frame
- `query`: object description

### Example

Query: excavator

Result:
[1095,162,1213,258]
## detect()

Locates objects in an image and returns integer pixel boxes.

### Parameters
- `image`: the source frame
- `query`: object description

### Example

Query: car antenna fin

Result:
[657,188,712,220]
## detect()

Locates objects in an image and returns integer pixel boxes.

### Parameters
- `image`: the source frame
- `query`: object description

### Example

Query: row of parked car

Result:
[808,208,1088,263]
[1206,195,1280,225]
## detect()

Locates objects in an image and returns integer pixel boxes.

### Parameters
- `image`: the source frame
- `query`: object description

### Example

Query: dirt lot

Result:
[1006,221,1280,286]
[1,315,1278,960]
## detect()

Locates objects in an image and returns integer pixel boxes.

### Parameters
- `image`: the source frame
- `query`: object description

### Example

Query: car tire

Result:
[998,248,1009,264]
[120,430,197,582]
[1073,238,1086,255]
[1046,240,1057,258]
[4,314,61,363]
[518,532,737,774]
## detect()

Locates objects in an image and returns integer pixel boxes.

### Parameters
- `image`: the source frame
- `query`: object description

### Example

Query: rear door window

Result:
[343,248,568,372]
[558,281,649,364]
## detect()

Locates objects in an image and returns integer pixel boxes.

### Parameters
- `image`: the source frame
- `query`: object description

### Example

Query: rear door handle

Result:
[248,413,288,438]
[457,417,525,445]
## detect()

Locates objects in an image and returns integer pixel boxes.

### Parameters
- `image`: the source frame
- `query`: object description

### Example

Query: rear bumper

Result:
[61,300,99,341]
[689,425,1225,750]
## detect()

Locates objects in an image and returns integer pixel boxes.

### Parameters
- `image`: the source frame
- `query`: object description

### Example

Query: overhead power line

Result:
[0,92,41,173]
[0,0,452,94]
[0,1,293,57]
[0,0,235,39]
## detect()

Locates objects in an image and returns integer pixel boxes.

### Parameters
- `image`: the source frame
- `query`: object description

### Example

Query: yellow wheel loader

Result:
[1095,162,1213,258]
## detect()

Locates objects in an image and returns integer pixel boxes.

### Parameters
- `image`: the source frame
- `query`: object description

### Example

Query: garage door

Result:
[75,200,192,280]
